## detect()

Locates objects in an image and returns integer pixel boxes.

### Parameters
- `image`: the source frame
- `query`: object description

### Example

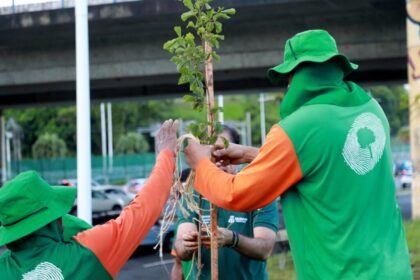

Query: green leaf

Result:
[183,0,193,10]
[187,21,195,29]
[221,136,230,148]
[186,32,195,41]
[183,95,196,103]
[206,22,214,32]
[209,135,218,144]
[215,22,222,33]
[181,11,196,22]
[223,8,236,15]
[174,26,182,37]
[215,121,224,134]
[163,39,175,51]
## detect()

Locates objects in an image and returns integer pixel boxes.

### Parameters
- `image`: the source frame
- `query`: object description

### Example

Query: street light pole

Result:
[218,95,224,124]
[107,103,113,174]
[246,112,252,146]
[100,103,107,183]
[75,0,92,224]
[259,93,266,144]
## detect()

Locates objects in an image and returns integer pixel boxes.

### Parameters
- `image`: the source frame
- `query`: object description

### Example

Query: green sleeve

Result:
[252,200,279,234]
[62,214,92,242]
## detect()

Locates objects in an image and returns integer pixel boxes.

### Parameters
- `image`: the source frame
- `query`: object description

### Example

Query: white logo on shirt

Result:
[227,215,248,224]
[22,262,64,280]
[342,112,386,175]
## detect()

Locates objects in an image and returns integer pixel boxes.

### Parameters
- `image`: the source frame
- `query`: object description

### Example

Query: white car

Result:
[71,189,124,216]
[123,178,148,194]
[93,186,133,206]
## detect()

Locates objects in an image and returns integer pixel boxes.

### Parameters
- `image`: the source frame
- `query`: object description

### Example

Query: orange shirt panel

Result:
[74,149,175,277]
[194,125,302,212]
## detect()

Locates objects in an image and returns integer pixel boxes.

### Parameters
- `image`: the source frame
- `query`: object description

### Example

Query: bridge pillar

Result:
[407,0,420,219]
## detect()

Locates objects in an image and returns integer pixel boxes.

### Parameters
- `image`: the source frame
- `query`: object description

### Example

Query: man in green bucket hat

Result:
[0,119,178,279]
[184,30,413,279]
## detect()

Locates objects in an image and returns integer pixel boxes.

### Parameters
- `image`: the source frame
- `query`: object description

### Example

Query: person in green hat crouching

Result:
[184,30,413,279]
[0,119,179,280]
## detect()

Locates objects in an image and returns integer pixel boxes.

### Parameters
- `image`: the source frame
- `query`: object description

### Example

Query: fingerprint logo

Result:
[22,262,64,280]
[342,112,386,175]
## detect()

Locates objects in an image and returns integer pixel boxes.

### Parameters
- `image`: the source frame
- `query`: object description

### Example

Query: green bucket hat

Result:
[0,171,76,246]
[267,29,358,85]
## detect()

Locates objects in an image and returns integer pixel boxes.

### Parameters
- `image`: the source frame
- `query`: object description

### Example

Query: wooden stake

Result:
[204,41,218,280]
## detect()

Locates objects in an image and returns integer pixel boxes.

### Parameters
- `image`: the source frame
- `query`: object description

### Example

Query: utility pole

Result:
[107,102,113,174]
[100,103,107,183]
[75,0,92,224]
[246,112,252,146]
[218,95,224,124]
[259,93,266,144]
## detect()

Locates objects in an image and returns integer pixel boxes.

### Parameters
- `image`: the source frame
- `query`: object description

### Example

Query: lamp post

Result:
[75,0,92,224]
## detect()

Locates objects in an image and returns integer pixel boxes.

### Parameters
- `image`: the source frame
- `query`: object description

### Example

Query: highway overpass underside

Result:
[0,0,407,108]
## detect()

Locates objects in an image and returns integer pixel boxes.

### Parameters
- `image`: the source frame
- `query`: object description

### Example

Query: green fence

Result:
[7,153,157,185]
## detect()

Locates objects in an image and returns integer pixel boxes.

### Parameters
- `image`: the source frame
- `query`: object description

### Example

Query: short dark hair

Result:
[222,125,240,144]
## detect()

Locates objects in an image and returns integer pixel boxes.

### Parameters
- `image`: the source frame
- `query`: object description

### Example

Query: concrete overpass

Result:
[0,0,407,107]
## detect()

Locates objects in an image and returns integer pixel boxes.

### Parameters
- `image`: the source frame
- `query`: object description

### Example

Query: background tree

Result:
[32,133,67,159]
[115,132,150,155]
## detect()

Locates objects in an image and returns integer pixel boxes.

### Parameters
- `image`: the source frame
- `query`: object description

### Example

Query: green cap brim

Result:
[267,53,358,85]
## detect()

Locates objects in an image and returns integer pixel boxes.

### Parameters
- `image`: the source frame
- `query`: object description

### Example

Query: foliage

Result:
[397,126,410,143]
[369,85,409,135]
[267,220,420,279]
[115,132,150,155]
[405,220,420,279]
[32,133,67,159]
[163,0,235,144]
[267,252,296,280]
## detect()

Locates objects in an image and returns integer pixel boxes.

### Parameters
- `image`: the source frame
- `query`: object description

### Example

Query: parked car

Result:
[70,189,124,216]
[395,160,413,189]
[59,179,102,188]
[123,178,148,194]
[140,220,175,252]
[93,186,133,206]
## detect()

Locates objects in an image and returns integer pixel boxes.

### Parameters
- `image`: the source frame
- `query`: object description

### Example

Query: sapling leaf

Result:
[223,8,236,15]
[181,11,196,22]
[221,136,230,148]
[174,26,182,37]
[183,0,194,10]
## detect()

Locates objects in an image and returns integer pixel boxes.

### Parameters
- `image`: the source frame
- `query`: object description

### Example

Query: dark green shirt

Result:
[178,193,279,280]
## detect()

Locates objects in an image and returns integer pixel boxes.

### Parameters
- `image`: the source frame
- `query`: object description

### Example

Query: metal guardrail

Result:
[0,0,139,15]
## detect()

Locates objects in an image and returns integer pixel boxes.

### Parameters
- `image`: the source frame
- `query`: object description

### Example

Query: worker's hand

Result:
[213,143,257,166]
[201,227,233,248]
[156,119,179,155]
[181,231,200,253]
[184,140,212,169]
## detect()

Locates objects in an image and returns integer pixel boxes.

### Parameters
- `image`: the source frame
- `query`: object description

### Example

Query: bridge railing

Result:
[0,0,139,15]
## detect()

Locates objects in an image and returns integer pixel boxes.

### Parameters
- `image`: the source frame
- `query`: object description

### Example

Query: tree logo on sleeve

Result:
[22,262,64,280]
[342,112,386,175]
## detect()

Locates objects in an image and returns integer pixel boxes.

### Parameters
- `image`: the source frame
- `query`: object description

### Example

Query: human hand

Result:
[201,227,233,248]
[213,142,254,166]
[184,140,212,169]
[156,119,179,155]
[181,231,200,253]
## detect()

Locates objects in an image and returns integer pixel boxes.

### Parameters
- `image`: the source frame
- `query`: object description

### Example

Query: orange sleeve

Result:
[194,125,302,212]
[74,149,175,278]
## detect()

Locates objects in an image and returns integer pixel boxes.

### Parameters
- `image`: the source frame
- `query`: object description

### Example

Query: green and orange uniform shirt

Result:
[193,62,413,279]
[0,150,175,280]
[177,194,278,280]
